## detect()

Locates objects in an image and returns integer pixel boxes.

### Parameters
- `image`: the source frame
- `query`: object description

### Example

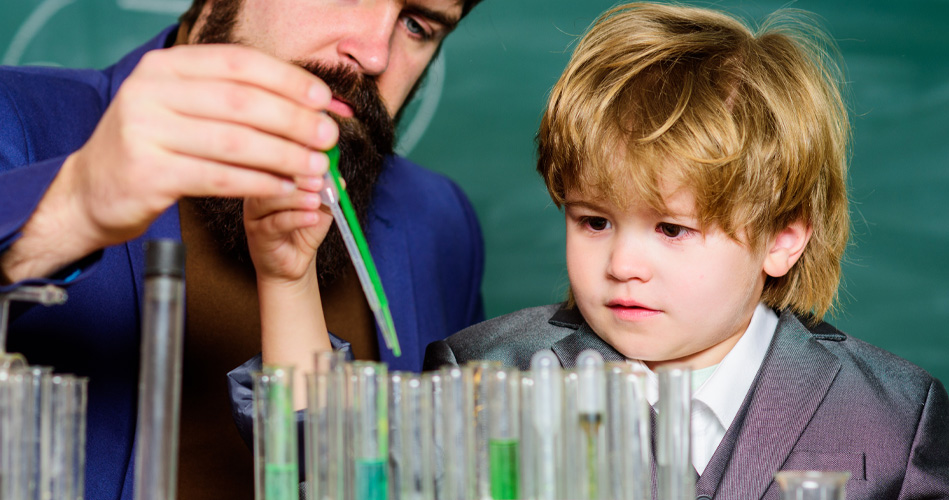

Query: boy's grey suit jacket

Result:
[423,304,949,499]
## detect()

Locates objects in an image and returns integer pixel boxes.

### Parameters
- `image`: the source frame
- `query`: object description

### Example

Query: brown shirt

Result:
[176,199,376,500]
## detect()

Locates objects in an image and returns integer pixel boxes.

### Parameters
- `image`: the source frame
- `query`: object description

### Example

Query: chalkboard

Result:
[3,0,948,383]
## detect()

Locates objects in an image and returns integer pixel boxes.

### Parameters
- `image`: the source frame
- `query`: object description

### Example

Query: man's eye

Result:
[403,16,432,40]
[582,217,612,231]
[657,222,689,238]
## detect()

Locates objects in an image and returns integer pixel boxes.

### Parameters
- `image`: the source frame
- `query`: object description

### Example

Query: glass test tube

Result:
[604,363,651,500]
[517,375,534,500]
[465,360,501,500]
[438,366,475,500]
[254,366,299,500]
[397,373,434,500]
[657,365,693,500]
[577,350,606,500]
[30,366,53,500]
[485,367,519,500]
[560,369,581,500]
[305,351,346,500]
[427,371,446,500]
[0,368,31,500]
[48,374,88,500]
[775,470,850,500]
[134,239,186,500]
[388,372,405,500]
[529,350,563,500]
[350,362,388,500]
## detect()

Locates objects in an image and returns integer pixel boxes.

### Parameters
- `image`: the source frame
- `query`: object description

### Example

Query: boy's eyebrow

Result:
[563,200,604,211]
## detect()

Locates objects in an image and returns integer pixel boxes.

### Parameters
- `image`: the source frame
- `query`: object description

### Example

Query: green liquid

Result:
[264,462,298,500]
[356,458,388,500]
[489,438,520,500]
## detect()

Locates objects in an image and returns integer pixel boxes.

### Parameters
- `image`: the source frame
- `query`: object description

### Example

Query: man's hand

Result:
[1,44,339,282]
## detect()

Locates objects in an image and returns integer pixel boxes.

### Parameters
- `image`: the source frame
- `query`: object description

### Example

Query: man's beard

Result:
[191,0,395,287]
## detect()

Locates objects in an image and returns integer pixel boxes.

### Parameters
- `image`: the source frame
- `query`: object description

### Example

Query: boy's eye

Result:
[657,222,690,238]
[582,216,612,231]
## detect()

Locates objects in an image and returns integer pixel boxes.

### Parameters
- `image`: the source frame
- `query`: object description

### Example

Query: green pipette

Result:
[320,145,401,357]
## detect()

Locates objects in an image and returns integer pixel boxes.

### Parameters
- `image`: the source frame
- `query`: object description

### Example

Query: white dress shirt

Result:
[635,303,779,474]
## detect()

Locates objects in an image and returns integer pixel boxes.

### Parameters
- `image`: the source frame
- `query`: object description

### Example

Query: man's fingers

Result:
[156,114,331,180]
[136,44,332,110]
[157,78,339,151]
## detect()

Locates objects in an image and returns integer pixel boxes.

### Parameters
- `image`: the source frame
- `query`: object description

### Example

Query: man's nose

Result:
[337,2,400,76]
[607,236,652,282]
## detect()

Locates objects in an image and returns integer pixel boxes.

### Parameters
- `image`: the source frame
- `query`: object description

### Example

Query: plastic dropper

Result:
[320,145,401,357]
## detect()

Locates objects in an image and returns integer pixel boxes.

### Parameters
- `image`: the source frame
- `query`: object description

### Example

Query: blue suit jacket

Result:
[1,26,484,500]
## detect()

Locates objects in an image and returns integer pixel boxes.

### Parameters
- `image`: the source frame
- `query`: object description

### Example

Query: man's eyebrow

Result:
[406,5,462,33]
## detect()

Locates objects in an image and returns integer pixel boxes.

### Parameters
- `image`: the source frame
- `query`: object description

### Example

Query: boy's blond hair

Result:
[537,2,850,319]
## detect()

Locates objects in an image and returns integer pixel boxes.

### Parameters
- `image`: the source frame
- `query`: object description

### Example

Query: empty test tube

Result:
[529,350,563,500]
[657,365,693,500]
[135,239,186,500]
[465,360,502,500]
[305,351,347,500]
[604,363,651,500]
[438,366,475,500]
[775,471,850,500]
[396,373,434,500]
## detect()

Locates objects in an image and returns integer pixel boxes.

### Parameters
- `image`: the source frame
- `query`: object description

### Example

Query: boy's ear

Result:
[763,220,813,278]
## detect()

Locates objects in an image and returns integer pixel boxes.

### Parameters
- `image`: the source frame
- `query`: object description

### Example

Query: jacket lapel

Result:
[550,321,626,368]
[367,176,419,370]
[715,311,841,499]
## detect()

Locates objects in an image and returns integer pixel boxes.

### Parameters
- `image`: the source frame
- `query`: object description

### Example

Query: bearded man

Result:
[0,0,485,498]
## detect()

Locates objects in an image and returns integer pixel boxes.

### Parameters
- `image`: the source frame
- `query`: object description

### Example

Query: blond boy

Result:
[423,3,949,497]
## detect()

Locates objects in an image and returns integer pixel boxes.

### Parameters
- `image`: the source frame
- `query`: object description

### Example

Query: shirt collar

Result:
[693,302,778,430]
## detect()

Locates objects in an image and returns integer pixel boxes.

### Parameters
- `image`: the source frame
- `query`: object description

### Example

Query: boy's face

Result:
[565,186,773,370]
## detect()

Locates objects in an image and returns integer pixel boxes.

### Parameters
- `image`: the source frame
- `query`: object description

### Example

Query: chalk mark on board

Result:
[395,51,445,156]
[3,0,76,66]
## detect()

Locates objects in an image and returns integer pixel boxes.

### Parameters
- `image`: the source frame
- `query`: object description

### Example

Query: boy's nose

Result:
[607,239,652,282]
[337,1,399,76]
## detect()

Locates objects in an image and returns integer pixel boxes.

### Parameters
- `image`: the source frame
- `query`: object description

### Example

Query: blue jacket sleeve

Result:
[226,333,353,470]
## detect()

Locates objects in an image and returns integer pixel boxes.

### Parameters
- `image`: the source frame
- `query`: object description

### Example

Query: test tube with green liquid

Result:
[253,366,298,500]
[485,366,519,500]
[350,362,388,500]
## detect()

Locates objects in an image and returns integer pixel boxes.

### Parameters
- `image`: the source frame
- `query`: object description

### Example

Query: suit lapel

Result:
[715,312,841,499]
[550,321,626,368]
[368,177,420,370]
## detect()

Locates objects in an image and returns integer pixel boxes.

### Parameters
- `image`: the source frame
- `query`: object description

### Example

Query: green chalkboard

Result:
[3,0,948,383]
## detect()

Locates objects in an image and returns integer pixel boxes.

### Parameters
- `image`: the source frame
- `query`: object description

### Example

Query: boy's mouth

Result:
[607,299,661,319]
